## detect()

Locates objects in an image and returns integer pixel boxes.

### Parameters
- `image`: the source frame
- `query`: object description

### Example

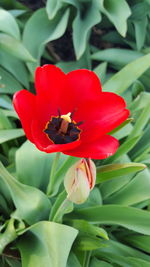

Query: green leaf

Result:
[99,0,131,36]
[0,33,36,62]
[23,7,70,74]
[123,234,150,253]
[71,205,150,235]
[94,239,150,266]
[105,169,150,206]
[130,124,150,160]
[0,162,51,224]
[0,129,24,144]
[134,17,147,50]
[46,0,63,19]
[103,53,150,94]
[96,163,146,184]
[0,8,20,39]
[129,92,150,113]
[69,220,108,240]
[73,1,101,59]
[0,67,22,94]
[18,221,78,267]
[127,102,150,141]
[90,258,113,267]
[91,48,142,67]
[93,62,107,84]
[0,109,12,130]
[67,252,82,267]
[0,50,29,88]
[16,141,67,191]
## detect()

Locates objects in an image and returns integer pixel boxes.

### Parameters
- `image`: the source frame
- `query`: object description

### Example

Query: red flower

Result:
[13,65,129,159]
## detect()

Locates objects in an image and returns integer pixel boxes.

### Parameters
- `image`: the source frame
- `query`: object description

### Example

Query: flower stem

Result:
[83,251,92,267]
[52,197,72,223]
[46,152,61,195]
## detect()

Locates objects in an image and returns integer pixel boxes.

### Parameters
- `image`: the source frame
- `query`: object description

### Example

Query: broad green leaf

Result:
[0,129,24,144]
[96,163,146,184]
[73,1,101,59]
[0,50,29,88]
[123,234,150,253]
[0,162,51,224]
[0,8,20,39]
[90,258,113,267]
[74,235,106,251]
[131,2,149,20]
[16,141,67,191]
[0,34,36,62]
[130,124,150,161]
[0,67,22,94]
[67,252,81,267]
[132,80,145,98]
[69,220,108,240]
[99,0,131,36]
[129,92,150,113]
[0,109,12,130]
[94,240,150,266]
[127,102,150,141]
[71,205,150,235]
[46,0,63,19]
[56,47,91,73]
[18,221,78,267]
[93,62,107,84]
[134,17,147,50]
[23,8,70,74]
[91,48,142,66]
[105,169,150,205]
[103,53,150,94]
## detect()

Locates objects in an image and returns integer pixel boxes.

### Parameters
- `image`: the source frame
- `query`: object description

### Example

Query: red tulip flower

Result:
[13,65,129,159]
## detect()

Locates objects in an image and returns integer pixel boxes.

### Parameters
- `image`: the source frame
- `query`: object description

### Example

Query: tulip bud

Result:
[64,158,96,204]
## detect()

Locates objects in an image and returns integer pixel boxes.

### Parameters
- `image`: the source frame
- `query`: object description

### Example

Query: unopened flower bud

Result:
[64,158,96,204]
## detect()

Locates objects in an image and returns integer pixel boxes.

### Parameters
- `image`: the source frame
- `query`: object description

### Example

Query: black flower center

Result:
[44,110,82,144]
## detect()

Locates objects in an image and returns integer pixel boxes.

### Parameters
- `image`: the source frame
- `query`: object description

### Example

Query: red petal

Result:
[31,119,81,153]
[35,64,66,97]
[34,66,102,128]
[13,90,35,142]
[80,109,130,143]
[73,92,130,142]
[65,69,102,107]
[63,135,119,159]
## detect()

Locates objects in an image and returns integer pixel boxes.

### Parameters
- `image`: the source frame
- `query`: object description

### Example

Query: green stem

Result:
[46,152,61,195]
[0,218,17,255]
[83,251,92,267]
[52,198,71,223]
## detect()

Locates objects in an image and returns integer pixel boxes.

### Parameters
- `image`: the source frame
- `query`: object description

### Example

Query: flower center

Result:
[44,110,82,144]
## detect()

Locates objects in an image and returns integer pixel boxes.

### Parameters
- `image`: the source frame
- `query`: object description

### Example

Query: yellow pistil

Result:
[60,112,72,123]
[59,112,72,134]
